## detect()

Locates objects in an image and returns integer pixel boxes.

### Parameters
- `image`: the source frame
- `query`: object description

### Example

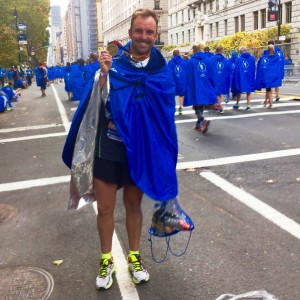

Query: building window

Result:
[154,0,160,10]
[224,19,227,35]
[216,22,219,37]
[209,1,213,13]
[176,33,178,45]
[210,24,213,37]
[253,11,258,30]
[261,9,266,28]
[234,16,239,33]
[182,31,184,43]
[216,0,219,11]
[188,29,191,42]
[286,2,292,23]
[240,14,245,31]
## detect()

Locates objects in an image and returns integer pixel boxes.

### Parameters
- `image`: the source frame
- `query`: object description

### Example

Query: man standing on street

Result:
[232,46,256,111]
[267,40,284,102]
[168,49,187,115]
[209,46,231,114]
[62,8,179,290]
[184,44,217,134]
[37,62,47,97]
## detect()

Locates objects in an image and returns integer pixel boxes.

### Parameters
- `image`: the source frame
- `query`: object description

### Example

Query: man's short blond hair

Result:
[130,9,158,30]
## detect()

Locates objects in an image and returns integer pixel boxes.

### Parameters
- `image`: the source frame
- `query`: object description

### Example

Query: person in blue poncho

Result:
[62,8,178,290]
[26,67,33,86]
[0,67,6,87]
[37,62,48,97]
[229,50,238,100]
[63,62,73,100]
[232,46,256,111]
[256,44,282,108]
[7,68,13,84]
[184,44,217,133]
[168,49,187,115]
[71,58,85,100]
[209,46,231,114]
[268,40,284,102]
[83,52,100,83]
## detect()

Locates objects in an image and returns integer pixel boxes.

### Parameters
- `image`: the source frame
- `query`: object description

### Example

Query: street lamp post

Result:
[277,0,281,42]
[13,6,21,63]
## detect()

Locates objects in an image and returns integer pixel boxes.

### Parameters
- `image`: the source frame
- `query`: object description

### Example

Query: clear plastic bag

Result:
[148,198,194,237]
[215,290,278,300]
[67,71,108,210]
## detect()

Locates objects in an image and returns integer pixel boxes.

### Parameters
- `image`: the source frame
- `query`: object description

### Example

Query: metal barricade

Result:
[283,65,300,87]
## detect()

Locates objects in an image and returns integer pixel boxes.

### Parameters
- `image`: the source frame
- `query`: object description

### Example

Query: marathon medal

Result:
[107,43,119,57]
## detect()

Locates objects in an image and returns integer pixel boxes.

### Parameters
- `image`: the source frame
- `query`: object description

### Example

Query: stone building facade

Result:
[168,0,300,61]
[102,0,169,48]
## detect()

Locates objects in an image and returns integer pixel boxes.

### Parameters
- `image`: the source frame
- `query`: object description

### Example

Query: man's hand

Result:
[99,50,112,75]
[98,50,112,90]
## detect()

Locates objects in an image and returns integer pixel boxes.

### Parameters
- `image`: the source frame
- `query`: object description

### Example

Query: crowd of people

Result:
[167,40,285,133]
[0,54,100,111]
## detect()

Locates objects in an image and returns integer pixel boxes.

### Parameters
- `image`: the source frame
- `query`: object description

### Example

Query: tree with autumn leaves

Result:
[0,0,50,68]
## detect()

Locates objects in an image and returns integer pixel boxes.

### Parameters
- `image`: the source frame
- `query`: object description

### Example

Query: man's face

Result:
[128,16,158,56]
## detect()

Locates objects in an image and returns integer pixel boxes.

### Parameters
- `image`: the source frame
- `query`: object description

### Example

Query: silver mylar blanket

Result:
[68,71,108,209]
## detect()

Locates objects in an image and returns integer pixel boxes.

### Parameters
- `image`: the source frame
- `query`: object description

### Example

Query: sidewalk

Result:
[254,83,300,100]
[280,82,300,99]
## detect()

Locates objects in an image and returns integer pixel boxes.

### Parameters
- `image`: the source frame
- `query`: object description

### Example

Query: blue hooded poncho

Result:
[63,66,73,93]
[167,56,187,96]
[62,45,178,202]
[255,50,282,89]
[71,64,85,101]
[233,52,256,93]
[83,61,100,82]
[184,52,217,106]
[210,53,231,95]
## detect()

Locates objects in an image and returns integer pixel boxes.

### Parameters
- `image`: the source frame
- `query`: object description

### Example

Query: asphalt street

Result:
[0,82,299,300]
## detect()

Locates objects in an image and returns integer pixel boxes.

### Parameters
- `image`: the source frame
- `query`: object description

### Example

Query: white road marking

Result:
[0,132,67,143]
[0,176,71,192]
[176,148,300,170]
[175,109,300,123]
[51,84,70,132]
[200,171,300,240]
[0,123,64,133]
[92,203,140,300]
[175,97,294,109]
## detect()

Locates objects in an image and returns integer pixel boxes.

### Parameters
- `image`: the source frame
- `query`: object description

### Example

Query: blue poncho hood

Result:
[210,53,231,94]
[233,52,256,93]
[184,52,217,106]
[255,52,282,89]
[168,56,187,96]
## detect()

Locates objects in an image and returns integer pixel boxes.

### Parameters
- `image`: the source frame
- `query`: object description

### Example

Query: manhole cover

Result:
[0,267,54,299]
[0,203,17,223]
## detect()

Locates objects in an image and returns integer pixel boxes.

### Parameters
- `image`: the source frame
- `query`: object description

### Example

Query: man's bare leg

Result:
[94,178,118,253]
[123,185,143,251]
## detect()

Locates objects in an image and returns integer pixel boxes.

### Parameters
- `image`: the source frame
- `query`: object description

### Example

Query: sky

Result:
[50,0,69,15]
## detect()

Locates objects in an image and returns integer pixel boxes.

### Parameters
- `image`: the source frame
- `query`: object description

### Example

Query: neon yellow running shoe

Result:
[127,253,150,284]
[95,257,116,290]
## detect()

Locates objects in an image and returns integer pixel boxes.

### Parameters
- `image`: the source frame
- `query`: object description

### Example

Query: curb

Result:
[254,91,300,100]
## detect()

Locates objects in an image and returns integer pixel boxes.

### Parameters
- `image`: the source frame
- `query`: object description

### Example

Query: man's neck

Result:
[129,45,151,62]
